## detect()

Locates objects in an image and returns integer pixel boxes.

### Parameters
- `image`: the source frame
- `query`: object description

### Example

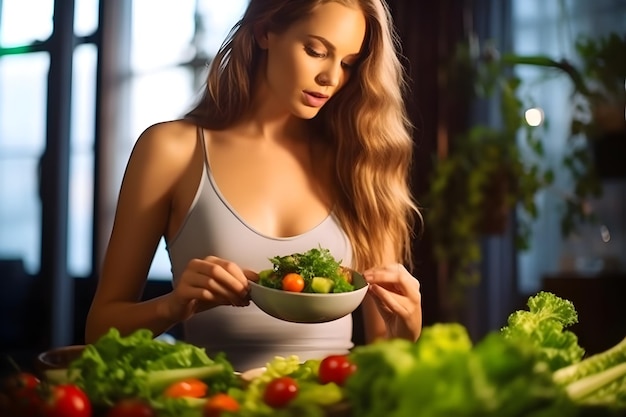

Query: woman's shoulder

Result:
[126,119,202,175]
[132,119,200,156]
[138,119,198,144]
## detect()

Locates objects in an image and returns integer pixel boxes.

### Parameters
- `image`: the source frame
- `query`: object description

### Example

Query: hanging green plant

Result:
[501,32,626,235]
[425,38,554,306]
[426,32,625,307]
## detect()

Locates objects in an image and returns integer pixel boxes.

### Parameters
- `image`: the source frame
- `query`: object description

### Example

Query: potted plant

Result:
[425,39,554,308]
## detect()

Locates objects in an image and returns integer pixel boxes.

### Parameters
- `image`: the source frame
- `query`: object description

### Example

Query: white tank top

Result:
[166,128,354,371]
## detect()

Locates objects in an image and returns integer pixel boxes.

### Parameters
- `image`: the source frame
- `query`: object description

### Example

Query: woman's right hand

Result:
[162,256,255,322]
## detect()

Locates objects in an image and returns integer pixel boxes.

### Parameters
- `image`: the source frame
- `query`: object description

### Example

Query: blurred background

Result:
[1,0,625,370]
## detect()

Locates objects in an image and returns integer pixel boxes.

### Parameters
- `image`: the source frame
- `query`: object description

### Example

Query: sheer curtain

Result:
[512,0,626,294]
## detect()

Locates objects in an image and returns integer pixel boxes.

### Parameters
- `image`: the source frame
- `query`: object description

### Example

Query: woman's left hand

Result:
[363,264,422,341]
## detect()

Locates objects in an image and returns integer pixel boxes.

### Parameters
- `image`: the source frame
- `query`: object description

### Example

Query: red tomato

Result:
[4,372,41,391]
[42,383,92,417]
[106,398,156,417]
[318,354,357,386]
[203,393,239,417]
[163,378,208,398]
[282,273,305,292]
[2,372,44,417]
[263,376,298,408]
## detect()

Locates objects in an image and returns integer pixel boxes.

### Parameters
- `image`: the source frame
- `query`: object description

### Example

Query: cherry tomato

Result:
[2,372,43,417]
[263,376,298,408]
[282,273,305,292]
[163,378,208,398]
[203,393,240,417]
[42,383,92,417]
[4,372,41,391]
[318,354,357,386]
[106,398,156,417]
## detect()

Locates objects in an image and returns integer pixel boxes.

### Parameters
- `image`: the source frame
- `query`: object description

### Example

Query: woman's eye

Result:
[341,61,355,70]
[305,46,326,58]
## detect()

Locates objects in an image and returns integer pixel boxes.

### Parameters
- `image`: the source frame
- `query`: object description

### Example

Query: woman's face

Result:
[260,2,367,119]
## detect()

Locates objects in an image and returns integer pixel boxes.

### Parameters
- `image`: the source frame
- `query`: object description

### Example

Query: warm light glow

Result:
[600,225,611,243]
[525,107,544,127]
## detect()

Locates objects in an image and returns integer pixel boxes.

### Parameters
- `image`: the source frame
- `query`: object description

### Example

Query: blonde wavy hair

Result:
[185,0,422,271]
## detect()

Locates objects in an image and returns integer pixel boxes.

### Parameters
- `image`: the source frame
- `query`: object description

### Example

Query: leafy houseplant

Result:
[426,39,554,306]
[427,33,625,307]
[501,33,626,236]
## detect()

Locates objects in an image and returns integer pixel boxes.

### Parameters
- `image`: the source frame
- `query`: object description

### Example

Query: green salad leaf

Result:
[554,336,626,410]
[344,323,577,417]
[259,247,354,293]
[66,328,239,407]
[501,291,585,371]
[344,291,626,417]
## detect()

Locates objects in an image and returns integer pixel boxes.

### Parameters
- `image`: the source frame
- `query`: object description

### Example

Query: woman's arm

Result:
[85,122,196,343]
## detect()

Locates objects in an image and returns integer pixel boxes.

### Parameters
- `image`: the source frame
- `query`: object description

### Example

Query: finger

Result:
[178,266,247,307]
[369,283,418,319]
[364,264,421,298]
[364,263,406,278]
[208,257,249,283]
[174,279,213,303]
[197,257,250,297]
[204,275,252,307]
[243,269,259,282]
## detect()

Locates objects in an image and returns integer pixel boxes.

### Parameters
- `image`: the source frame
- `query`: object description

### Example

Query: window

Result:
[102,0,249,279]
[0,0,53,47]
[69,44,98,276]
[0,0,53,275]
[0,0,99,277]
[0,0,248,280]
[511,0,626,293]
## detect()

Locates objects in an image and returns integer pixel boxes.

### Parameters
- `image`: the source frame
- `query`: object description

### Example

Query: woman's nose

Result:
[316,62,342,87]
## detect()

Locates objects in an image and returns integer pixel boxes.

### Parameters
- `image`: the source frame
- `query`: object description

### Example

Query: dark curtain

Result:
[386,0,467,327]
[387,0,519,338]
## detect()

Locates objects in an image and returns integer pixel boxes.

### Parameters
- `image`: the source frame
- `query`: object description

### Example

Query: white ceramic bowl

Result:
[249,271,368,323]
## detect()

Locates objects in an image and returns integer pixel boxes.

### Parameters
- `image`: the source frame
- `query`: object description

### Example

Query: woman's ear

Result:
[253,24,269,49]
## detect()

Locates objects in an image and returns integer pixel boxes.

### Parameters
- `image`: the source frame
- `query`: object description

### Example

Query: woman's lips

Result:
[302,91,329,107]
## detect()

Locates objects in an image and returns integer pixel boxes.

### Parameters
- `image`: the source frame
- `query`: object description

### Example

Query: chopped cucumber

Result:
[258,269,275,280]
[311,277,334,293]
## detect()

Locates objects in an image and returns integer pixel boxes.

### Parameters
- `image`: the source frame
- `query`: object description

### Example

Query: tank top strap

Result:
[197,126,210,172]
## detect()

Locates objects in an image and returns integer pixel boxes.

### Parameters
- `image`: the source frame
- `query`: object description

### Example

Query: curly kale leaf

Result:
[501,291,585,371]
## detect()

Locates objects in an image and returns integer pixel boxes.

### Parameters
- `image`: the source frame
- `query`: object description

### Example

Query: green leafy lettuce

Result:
[344,291,626,417]
[344,323,576,417]
[64,328,239,408]
[501,291,585,371]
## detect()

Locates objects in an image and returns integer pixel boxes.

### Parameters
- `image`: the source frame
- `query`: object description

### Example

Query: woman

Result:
[86,0,423,371]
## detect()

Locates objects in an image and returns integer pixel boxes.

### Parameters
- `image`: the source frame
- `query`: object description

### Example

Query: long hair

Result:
[185,0,422,271]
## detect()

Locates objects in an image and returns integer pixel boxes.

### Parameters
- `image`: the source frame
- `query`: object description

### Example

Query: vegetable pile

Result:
[2,291,625,417]
[345,291,626,417]
[226,355,350,417]
[1,328,242,417]
[258,247,354,294]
